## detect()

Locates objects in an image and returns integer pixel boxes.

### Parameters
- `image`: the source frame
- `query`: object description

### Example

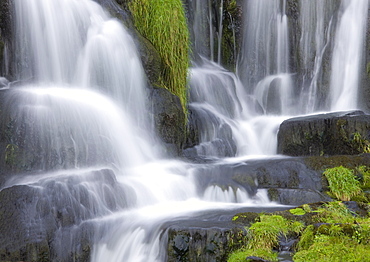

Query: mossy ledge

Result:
[229,201,370,262]
[128,0,190,115]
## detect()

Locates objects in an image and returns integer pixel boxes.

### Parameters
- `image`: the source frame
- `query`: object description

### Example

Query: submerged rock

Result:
[277,110,370,156]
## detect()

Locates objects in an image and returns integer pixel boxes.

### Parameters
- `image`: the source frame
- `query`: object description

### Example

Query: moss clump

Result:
[294,234,370,262]
[129,0,189,114]
[229,201,370,262]
[351,132,370,153]
[323,166,362,201]
[228,215,304,262]
[289,207,306,216]
[293,201,370,261]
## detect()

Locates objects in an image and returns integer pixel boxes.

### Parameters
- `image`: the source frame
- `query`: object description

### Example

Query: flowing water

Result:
[0,0,369,261]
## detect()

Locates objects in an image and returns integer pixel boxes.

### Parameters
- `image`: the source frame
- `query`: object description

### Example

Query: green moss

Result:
[357,165,370,190]
[228,214,303,262]
[367,62,370,78]
[228,248,277,262]
[351,132,370,153]
[5,144,18,168]
[129,0,189,115]
[297,225,314,251]
[231,212,259,226]
[294,234,370,262]
[294,202,370,261]
[289,208,306,216]
[323,166,362,201]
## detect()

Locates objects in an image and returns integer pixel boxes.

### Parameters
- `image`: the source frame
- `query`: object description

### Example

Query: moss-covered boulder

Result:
[277,111,370,156]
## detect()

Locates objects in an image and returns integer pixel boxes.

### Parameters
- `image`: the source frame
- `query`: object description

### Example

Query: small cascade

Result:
[1,87,153,170]
[238,0,293,114]
[298,0,337,113]
[13,0,147,119]
[203,185,270,204]
[188,0,227,64]
[330,0,369,111]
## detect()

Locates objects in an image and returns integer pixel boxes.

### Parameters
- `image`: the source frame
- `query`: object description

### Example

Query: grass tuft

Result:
[129,0,190,114]
[323,166,362,201]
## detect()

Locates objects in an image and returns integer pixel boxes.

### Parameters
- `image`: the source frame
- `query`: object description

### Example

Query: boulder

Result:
[277,111,370,156]
[150,86,186,155]
[0,168,127,261]
[166,214,247,262]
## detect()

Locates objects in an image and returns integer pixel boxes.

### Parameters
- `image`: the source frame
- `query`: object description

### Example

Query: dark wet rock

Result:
[150,86,186,155]
[183,105,237,158]
[189,156,334,205]
[167,224,247,262]
[0,168,127,261]
[277,111,370,156]
[0,0,13,79]
[268,188,330,206]
[246,256,271,262]
[184,0,243,70]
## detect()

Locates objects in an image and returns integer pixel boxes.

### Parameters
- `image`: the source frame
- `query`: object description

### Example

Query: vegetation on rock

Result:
[294,201,370,261]
[323,166,362,201]
[228,214,304,262]
[229,201,370,262]
[129,0,190,114]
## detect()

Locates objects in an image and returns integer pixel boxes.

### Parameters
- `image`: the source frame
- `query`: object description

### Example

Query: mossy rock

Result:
[278,111,370,156]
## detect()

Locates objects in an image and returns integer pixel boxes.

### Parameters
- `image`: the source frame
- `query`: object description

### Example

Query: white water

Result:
[2,0,369,261]
[3,0,286,261]
[330,0,368,111]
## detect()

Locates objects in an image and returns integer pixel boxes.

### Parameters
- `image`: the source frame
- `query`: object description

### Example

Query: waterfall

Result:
[330,0,368,111]
[1,0,369,261]
[2,0,279,261]
[14,0,147,117]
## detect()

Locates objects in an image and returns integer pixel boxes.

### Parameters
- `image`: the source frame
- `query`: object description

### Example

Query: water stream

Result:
[0,0,369,261]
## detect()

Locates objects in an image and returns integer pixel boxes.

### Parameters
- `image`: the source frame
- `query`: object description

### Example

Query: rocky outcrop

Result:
[150,86,186,155]
[184,0,243,71]
[277,111,370,156]
[189,156,332,206]
[0,168,127,261]
[0,0,13,79]
[166,213,248,262]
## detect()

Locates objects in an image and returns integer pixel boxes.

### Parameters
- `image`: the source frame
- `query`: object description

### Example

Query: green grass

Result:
[129,0,190,114]
[323,166,362,201]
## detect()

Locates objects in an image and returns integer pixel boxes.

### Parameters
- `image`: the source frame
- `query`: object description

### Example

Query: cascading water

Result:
[1,0,369,261]
[0,0,280,261]
[330,0,369,111]
[188,0,368,159]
